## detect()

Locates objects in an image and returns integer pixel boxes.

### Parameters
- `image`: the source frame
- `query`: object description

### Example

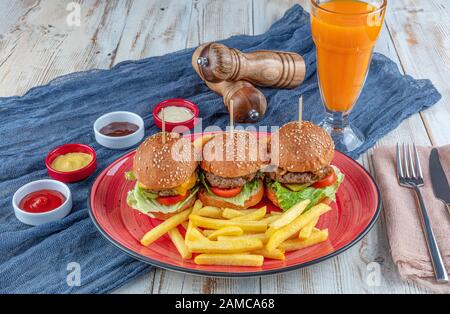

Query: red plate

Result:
[88,133,381,277]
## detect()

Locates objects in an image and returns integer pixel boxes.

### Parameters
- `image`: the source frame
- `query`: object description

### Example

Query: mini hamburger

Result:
[126,132,198,220]
[266,121,343,211]
[199,131,266,210]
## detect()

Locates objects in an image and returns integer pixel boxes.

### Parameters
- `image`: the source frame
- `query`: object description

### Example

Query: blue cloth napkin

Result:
[0,5,441,293]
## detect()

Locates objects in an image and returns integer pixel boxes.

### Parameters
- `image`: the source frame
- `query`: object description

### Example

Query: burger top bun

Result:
[201,131,267,178]
[271,121,334,173]
[133,132,197,190]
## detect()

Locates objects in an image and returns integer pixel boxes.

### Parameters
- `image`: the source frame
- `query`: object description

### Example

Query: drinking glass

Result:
[310,0,387,153]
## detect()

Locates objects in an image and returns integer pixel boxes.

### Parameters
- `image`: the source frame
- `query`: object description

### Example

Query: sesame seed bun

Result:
[198,180,264,210]
[271,121,334,173]
[150,197,196,220]
[133,132,198,190]
[200,132,266,178]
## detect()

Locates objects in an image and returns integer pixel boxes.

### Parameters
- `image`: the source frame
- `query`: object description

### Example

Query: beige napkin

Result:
[372,145,450,293]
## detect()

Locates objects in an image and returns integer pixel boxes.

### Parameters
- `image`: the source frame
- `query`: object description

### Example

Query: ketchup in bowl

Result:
[19,189,66,213]
[99,122,139,137]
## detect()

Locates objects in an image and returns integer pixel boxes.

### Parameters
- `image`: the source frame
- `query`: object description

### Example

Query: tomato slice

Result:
[312,171,337,188]
[156,191,190,206]
[210,186,242,198]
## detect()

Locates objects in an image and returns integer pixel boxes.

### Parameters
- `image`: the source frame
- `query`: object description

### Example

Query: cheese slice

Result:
[284,183,311,192]
[173,173,197,195]
[138,172,197,195]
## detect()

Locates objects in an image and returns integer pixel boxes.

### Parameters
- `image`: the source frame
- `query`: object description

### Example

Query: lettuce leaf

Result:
[125,171,136,181]
[199,172,261,207]
[127,183,199,217]
[266,166,344,211]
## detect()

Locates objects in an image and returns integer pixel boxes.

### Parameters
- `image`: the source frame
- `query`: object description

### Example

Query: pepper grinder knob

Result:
[197,57,209,67]
[248,109,260,121]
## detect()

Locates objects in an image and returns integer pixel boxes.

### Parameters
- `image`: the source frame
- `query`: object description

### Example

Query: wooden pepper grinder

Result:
[192,44,267,123]
[195,42,306,88]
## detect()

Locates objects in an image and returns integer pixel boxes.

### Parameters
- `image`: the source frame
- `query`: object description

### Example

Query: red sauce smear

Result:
[19,190,66,213]
[100,122,139,137]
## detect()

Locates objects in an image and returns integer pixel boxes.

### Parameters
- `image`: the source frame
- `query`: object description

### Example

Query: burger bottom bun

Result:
[198,181,264,210]
[150,197,196,220]
[266,186,332,209]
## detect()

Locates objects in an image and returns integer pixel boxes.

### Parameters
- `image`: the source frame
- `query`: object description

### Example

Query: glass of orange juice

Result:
[311,0,387,152]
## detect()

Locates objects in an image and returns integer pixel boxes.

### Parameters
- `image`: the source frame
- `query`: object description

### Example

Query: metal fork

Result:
[396,143,448,283]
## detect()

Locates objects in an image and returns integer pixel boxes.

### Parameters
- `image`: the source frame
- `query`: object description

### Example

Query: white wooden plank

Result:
[185,0,253,47]
[0,0,38,34]
[253,0,308,35]
[113,0,193,63]
[0,0,133,97]
[112,271,156,294]
[385,0,450,146]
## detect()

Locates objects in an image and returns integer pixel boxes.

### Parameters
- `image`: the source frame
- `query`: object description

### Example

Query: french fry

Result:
[141,208,191,246]
[181,221,189,230]
[217,233,268,243]
[298,216,320,240]
[194,254,264,267]
[187,238,263,254]
[168,228,192,259]
[269,200,310,230]
[192,199,203,214]
[253,248,285,261]
[231,206,266,221]
[207,226,244,240]
[265,227,277,238]
[280,229,329,252]
[266,203,331,252]
[184,200,203,243]
[184,221,193,245]
[186,225,208,242]
[222,208,267,219]
[266,226,297,239]
[197,206,223,218]
[222,208,252,219]
[202,229,215,237]
[189,215,267,233]
[260,213,282,224]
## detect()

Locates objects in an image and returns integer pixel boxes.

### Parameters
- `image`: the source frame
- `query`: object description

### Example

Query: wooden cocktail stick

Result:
[161,108,166,144]
[298,96,303,129]
[196,42,306,88]
[229,99,234,136]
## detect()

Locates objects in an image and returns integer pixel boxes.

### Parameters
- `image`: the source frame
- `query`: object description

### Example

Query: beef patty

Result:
[268,166,333,185]
[146,188,182,197]
[204,171,257,189]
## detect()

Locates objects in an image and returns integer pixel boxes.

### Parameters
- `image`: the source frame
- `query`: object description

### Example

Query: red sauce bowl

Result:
[153,98,199,132]
[45,144,97,183]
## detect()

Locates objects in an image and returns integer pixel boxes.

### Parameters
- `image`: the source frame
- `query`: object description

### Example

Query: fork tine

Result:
[396,143,404,178]
[413,143,423,179]
[408,143,416,178]
[402,143,410,178]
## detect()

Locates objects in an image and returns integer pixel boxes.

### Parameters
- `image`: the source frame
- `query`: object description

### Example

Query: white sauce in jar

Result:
[158,106,194,123]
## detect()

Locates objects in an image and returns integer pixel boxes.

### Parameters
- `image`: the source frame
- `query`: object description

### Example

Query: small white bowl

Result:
[12,180,73,226]
[94,111,145,150]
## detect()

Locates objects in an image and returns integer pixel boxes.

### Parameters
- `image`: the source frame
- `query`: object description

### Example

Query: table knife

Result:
[429,148,450,215]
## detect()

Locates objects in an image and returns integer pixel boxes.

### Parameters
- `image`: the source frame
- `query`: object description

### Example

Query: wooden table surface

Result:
[1,0,448,294]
